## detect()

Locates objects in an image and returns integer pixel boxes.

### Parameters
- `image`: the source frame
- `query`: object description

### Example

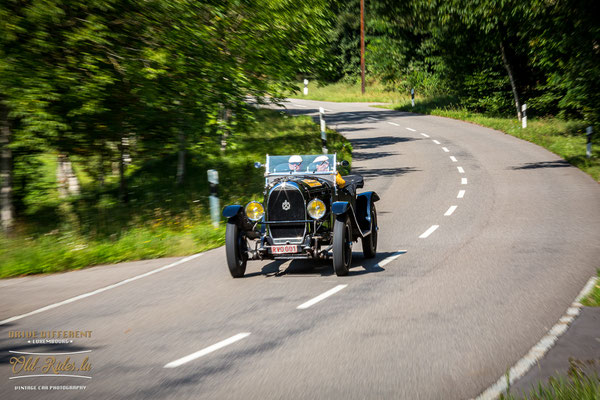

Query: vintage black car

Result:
[222,154,379,277]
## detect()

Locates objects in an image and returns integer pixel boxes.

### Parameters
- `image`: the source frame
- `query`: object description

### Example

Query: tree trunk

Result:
[0,103,14,232]
[118,139,128,203]
[500,40,522,121]
[176,130,185,185]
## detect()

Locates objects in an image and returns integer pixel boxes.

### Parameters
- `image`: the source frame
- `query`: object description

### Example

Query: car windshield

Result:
[266,154,336,175]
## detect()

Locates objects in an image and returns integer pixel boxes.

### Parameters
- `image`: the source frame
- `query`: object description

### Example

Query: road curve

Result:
[1,99,599,399]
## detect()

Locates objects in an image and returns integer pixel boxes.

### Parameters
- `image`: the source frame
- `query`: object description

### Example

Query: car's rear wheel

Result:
[362,203,378,258]
[333,215,352,276]
[225,220,247,278]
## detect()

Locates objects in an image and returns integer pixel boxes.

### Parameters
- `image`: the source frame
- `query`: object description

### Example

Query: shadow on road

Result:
[510,160,572,170]
[244,251,405,278]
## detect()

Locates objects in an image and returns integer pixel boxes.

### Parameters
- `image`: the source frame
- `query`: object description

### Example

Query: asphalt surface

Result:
[2,99,599,399]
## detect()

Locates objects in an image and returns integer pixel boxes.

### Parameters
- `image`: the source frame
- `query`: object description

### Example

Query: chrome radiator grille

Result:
[267,185,305,240]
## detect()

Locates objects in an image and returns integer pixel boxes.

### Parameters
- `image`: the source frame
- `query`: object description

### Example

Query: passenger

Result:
[288,155,303,172]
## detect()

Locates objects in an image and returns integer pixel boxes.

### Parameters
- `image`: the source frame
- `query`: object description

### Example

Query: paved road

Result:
[2,99,599,399]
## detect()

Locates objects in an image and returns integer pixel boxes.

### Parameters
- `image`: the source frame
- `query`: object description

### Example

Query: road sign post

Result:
[587,126,593,159]
[319,107,327,154]
[522,103,527,128]
[207,169,220,228]
[411,88,415,107]
[303,79,309,96]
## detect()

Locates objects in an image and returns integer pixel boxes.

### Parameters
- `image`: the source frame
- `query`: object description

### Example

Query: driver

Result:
[314,155,330,172]
[314,155,346,187]
[288,155,303,172]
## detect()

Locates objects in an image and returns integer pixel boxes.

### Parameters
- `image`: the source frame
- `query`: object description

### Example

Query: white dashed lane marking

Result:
[433,140,441,145]
[461,178,468,185]
[420,133,429,137]
[297,285,348,310]
[444,206,458,216]
[367,117,379,121]
[164,333,251,368]
[406,127,416,132]
[457,166,465,174]
[387,122,400,126]
[419,225,439,239]
[458,190,466,198]
[442,147,449,152]
[450,156,457,162]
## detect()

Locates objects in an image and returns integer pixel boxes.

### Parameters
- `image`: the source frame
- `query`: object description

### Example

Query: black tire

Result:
[225,220,247,278]
[333,215,352,276]
[362,203,378,258]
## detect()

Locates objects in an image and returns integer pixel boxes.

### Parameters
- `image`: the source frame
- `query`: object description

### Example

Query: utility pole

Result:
[360,0,365,94]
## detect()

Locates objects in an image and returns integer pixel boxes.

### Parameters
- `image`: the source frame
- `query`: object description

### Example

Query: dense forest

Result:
[1,0,598,236]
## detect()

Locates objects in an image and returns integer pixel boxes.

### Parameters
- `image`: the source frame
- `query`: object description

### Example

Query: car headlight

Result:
[307,199,326,220]
[245,201,264,221]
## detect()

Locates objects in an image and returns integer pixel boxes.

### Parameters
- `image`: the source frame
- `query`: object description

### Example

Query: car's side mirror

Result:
[254,162,263,169]
[338,160,349,167]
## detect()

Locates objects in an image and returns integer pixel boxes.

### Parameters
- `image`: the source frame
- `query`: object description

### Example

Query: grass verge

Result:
[295,80,410,104]
[581,271,600,307]
[0,109,352,278]
[501,359,600,400]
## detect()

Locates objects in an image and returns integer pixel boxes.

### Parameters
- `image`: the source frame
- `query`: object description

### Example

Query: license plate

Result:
[271,245,299,254]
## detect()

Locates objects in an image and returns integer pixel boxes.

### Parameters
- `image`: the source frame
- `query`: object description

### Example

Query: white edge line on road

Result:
[433,140,441,145]
[420,132,429,137]
[444,206,458,216]
[406,127,417,132]
[475,276,598,400]
[461,178,468,185]
[457,166,465,173]
[164,333,251,369]
[419,225,439,239]
[0,253,204,326]
[387,122,400,126]
[450,156,457,162]
[442,147,449,152]
[297,284,348,310]
[458,190,466,199]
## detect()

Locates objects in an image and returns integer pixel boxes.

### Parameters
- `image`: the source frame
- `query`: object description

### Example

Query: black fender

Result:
[223,205,244,219]
[356,192,379,235]
[222,205,260,238]
[332,201,364,239]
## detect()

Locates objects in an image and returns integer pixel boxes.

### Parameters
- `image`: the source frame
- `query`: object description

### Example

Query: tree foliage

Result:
[0,0,332,229]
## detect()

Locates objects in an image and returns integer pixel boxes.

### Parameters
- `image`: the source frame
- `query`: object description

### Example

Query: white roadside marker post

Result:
[411,88,415,107]
[587,126,593,159]
[207,169,220,228]
[303,79,309,96]
[320,107,327,154]
[522,103,527,128]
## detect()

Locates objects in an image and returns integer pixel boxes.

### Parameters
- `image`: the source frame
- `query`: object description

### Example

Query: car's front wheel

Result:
[225,220,247,278]
[362,203,377,258]
[333,215,352,276]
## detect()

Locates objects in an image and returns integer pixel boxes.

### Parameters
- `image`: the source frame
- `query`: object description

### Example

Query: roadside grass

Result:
[501,359,600,400]
[294,80,410,104]
[0,109,352,278]
[581,271,600,307]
